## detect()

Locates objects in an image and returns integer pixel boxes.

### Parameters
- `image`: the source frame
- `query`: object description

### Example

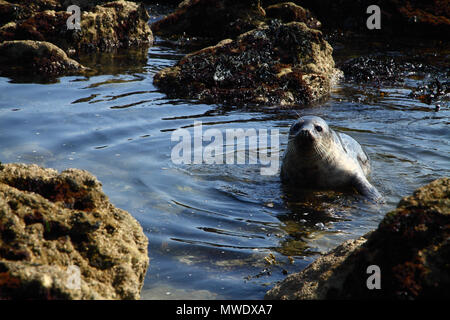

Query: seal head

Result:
[288,116,334,157]
[281,116,382,201]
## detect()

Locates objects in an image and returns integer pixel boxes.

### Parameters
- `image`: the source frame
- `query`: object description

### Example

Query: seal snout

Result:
[295,128,315,146]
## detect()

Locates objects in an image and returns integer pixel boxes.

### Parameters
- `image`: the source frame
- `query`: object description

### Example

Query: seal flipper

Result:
[352,174,383,202]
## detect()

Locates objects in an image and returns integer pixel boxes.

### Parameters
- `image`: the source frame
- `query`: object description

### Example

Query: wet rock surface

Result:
[409,78,450,106]
[266,177,450,299]
[0,0,153,78]
[338,51,449,111]
[0,163,149,299]
[0,40,85,79]
[154,21,341,106]
[339,55,439,85]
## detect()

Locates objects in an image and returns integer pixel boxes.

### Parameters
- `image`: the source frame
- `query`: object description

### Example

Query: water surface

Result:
[0,34,448,299]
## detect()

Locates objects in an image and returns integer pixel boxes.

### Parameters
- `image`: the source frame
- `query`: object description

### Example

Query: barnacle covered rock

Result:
[154,21,341,106]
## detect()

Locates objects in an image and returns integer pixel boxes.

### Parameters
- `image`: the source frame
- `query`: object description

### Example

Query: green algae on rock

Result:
[154,21,341,106]
[0,163,149,300]
[265,177,450,299]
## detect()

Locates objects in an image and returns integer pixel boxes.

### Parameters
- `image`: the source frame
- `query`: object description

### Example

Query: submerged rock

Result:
[154,21,341,106]
[266,177,450,299]
[0,40,85,78]
[0,163,149,300]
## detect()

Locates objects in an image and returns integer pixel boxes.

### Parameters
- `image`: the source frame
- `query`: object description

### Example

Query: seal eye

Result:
[315,125,323,132]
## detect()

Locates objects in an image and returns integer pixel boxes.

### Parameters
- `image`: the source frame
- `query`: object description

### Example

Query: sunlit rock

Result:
[154,21,341,106]
[0,40,85,78]
[0,163,149,300]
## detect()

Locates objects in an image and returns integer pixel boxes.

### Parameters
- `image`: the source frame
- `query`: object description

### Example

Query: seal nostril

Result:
[297,129,313,141]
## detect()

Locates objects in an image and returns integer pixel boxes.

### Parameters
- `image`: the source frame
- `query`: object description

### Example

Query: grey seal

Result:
[281,116,382,201]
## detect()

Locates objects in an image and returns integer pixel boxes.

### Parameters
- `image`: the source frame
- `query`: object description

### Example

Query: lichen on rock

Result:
[0,163,149,300]
[154,21,341,106]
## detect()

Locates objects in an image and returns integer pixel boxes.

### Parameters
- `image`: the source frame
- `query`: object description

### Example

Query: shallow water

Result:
[0,33,449,299]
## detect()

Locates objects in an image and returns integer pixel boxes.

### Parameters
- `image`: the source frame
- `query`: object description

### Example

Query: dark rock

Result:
[0,0,32,25]
[261,0,450,38]
[10,0,62,13]
[60,0,116,10]
[340,55,439,85]
[151,0,267,41]
[0,163,149,300]
[0,1,153,80]
[140,0,181,4]
[265,2,321,29]
[409,78,450,105]
[151,0,326,43]
[393,0,450,37]
[265,235,369,299]
[266,177,450,299]
[154,21,341,106]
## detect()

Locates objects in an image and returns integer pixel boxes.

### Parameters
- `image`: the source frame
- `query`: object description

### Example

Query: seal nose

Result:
[297,129,313,141]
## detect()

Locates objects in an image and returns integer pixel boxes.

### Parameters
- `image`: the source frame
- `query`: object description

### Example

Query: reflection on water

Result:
[0,37,449,299]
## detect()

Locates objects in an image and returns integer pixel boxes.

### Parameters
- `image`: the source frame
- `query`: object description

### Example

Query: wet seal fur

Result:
[281,116,382,201]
